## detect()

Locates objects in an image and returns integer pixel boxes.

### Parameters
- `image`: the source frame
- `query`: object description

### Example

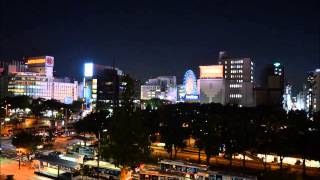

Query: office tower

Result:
[255,62,285,107]
[219,52,255,107]
[83,63,123,109]
[301,69,320,113]
[283,84,293,112]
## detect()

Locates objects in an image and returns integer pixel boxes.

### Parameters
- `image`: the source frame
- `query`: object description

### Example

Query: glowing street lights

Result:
[16,148,24,170]
[1,103,11,118]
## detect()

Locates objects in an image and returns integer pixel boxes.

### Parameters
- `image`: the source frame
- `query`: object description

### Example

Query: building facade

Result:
[140,76,177,103]
[82,63,123,109]
[254,62,285,107]
[0,56,78,103]
[218,52,255,107]
[297,69,320,113]
[198,65,226,104]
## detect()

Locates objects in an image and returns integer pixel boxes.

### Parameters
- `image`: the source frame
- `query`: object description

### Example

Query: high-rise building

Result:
[82,63,123,109]
[299,69,320,113]
[140,76,177,102]
[0,56,78,103]
[254,62,285,107]
[283,84,293,112]
[218,52,255,107]
[198,65,226,104]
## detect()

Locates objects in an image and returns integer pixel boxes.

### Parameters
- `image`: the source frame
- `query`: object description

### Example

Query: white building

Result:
[140,76,177,102]
[0,56,78,103]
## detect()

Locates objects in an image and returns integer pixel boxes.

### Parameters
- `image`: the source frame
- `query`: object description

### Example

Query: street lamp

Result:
[16,148,23,169]
[1,104,11,118]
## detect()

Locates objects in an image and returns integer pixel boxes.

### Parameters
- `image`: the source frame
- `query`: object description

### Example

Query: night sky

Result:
[1,0,319,93]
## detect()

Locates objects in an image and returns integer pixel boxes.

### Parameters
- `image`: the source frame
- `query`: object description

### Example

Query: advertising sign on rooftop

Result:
[26,56,54,67]
[84,63,94,77]
[199,65,223,79]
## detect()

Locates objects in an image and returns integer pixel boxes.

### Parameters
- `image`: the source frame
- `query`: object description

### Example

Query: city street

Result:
[151,145,320,177]
[52,136,81,152]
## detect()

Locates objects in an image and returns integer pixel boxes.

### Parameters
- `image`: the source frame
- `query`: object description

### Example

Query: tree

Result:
[31,98,46,118]
[4,96,31,110]
[158,105,189,159]
[68,99,83,113]
[74,111,110,137]
[143,98,169,110]
[100,75,151,180]
[12,131,42,159]
[287,110,310,177]
[102,109,150,175]
[43,99,64,113]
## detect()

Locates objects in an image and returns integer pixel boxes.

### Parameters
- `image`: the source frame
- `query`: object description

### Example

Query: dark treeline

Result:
[74,100,320,176]
[144,103,320,174]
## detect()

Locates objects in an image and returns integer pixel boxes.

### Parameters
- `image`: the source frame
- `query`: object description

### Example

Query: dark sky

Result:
[1,0,319,93]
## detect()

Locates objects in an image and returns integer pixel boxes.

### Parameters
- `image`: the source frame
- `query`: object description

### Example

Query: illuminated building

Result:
[177,84,186,102]
[0,56,78,103]
[218,51,255,107]
[283,84,293,112]
[198,65,226,104]
[296,69,320,114]
[140,76,177,103]
[82,63,123,109]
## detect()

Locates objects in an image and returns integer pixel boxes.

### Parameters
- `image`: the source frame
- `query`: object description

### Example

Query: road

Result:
[51,136,81,152]
[0,136,80,179]
[151,145,320,177]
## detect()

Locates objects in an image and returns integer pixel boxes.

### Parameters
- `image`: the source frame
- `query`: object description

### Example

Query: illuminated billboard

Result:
[27,58,46,64]
[84,63,93,77]
[26,56,54,67]
[199,65,223,79]
[45,56,54,67]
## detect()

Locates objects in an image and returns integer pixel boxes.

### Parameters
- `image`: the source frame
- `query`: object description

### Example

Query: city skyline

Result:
[1,1,320,93]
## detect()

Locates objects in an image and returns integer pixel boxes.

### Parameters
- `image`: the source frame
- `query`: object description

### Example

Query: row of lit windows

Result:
[230,94,242,98]
[225,60,243,64]
[230,70,243,74]
[230,84,242,88]
[230,65,243,69]
[231,75,243,79]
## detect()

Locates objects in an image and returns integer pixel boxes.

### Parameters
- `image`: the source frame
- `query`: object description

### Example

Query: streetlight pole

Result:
[0,103,9,176]
[97,131,100,180]
[0,108,3,177]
